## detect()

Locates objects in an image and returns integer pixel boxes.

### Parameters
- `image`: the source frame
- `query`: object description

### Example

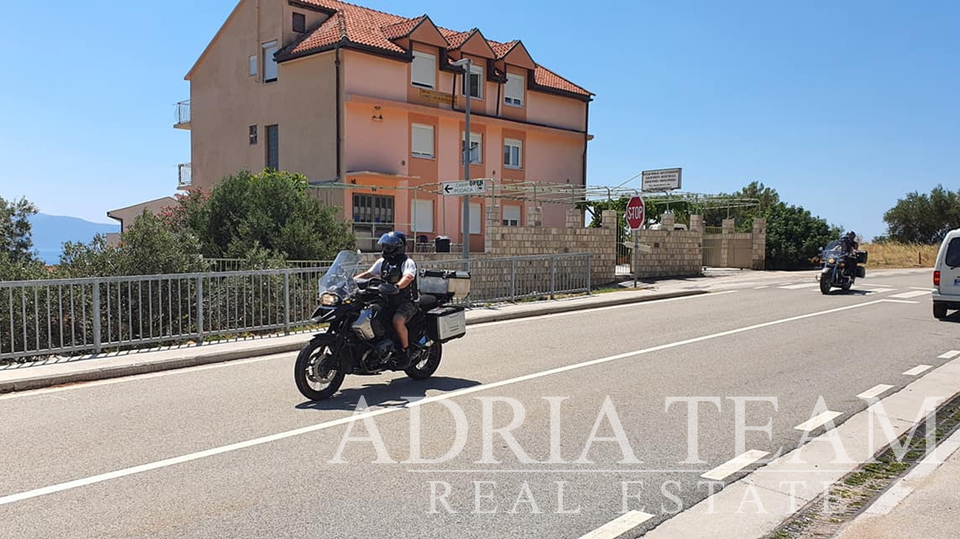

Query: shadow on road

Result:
[294,376,481,412]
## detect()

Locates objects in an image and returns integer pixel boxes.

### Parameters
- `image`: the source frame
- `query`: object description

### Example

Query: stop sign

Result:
[626,196,645,230]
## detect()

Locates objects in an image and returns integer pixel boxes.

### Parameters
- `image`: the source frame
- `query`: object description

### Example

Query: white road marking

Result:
[780,283,820,290]
[0,298,905,507]
[857,384,894,399]
[903,365,932,376]
[910,287,933,291]
[701,450,770,481]
[939,351,960,360]
[794,411,843,432]
[754,286,769,290]
[578,511,655,539]
[888,290,931,299]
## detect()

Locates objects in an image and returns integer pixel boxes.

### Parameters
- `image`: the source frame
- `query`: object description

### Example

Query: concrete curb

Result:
[0,289,707,394]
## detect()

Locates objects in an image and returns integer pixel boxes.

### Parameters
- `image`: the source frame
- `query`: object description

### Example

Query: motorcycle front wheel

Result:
[294,336,345,401]
[820,277,832,295]
[405,341,443,380]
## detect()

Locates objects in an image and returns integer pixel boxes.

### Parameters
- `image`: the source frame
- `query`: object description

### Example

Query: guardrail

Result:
[1,254,592,364]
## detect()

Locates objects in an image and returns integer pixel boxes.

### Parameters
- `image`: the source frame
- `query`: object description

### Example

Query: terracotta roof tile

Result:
[280,0,590,98]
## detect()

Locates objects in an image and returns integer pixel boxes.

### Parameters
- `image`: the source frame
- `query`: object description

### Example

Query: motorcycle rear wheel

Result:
[294,336,345,401]
[405,342,443,380]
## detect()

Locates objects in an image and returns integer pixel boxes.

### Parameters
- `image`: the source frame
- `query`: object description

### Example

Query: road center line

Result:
[857,384,894,399]
[700,450,770,481]
[795,411,843,432]
[0,298,901,507]
[888,290,931,299]
[578,511,655,539]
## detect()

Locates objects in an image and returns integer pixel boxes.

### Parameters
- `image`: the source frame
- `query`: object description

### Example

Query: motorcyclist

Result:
[841,231,859,275]
[354,231,419,367]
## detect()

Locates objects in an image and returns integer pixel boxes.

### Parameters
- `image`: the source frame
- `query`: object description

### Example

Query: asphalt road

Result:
[0,270,956,539]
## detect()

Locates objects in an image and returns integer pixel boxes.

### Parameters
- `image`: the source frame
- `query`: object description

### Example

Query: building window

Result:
[503,205,521,227]
[462,64,483,99]
[462,132,482,164]
[504,139,522,169]
[411,51,436,89]
[262,41,279,83]
[249,55,257,77]
[411,124,434,158]
[411,199,434,233]
[292,12,306,33]
[469,203,482,235]
[265,124,279,169]
[505,74,524,107]
[249,125,258,145]
[353,194,395,225]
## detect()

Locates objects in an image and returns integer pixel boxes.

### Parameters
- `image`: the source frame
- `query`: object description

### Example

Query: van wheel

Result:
[934,303,948,319]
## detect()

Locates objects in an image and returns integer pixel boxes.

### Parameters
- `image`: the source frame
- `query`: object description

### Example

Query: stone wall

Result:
[632,212,704,279]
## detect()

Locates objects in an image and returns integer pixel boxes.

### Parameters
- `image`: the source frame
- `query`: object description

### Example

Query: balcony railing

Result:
[178,163,192,188]
[174,100,191,129]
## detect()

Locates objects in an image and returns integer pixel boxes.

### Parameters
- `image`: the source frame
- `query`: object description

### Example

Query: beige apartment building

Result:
[176,0,594,251]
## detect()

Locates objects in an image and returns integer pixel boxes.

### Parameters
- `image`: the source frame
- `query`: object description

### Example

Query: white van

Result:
[933,229,960,319]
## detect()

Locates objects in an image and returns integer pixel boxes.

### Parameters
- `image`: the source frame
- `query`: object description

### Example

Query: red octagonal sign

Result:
[626,196,645,231]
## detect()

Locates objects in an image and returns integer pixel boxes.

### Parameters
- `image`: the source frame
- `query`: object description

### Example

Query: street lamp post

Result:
[451,58,472,264]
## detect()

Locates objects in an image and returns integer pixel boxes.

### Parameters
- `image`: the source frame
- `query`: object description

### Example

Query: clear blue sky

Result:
[1,0,957,240]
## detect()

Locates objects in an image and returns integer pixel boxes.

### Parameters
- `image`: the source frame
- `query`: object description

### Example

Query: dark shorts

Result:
[393,300,418,323]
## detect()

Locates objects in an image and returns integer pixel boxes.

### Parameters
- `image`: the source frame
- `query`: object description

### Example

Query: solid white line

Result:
[888,290,931,299]
[469,291,736,329]
[700,450,770,481]
[903,365,932,376]
[0,298,903,507]
[754,286,769,290]
[910,287,933,291]
[938,351,960,360]
[857,384,895,400]
[794,411,843,432]
[864,429,960,516]
[0,354,291,401]
[578,511,655,539]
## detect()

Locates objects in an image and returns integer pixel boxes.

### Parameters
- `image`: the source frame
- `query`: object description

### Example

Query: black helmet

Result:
[377,232,406,262]
[845,231,857,240]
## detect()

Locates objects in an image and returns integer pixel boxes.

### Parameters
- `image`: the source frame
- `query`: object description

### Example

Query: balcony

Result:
[178,163,192,189]
[174,100,191,130]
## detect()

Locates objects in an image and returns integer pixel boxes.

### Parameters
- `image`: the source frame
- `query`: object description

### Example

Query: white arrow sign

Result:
[442,180,486,196]
[622,242,653,254]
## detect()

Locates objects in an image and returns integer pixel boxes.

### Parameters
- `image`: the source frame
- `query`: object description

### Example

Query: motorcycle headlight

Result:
[828,258,836,264]
[320,293,341,306]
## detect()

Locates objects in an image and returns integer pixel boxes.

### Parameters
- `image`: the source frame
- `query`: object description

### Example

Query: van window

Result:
[945,238,960,267]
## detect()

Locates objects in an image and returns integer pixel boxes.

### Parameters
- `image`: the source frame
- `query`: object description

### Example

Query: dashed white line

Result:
[857,384,895,400]
[780,283,820,290]
[578,511,655,539]
[888,290,931,299]
[903,365,932,376]
[938,351,960,360]
[795,411,843,432]
[754,286,769,290]
[701,450,770,481]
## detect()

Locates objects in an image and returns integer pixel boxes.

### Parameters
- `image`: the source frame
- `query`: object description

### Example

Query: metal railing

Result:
[203,259,334,273]
[1,254,593,364]
[174,100,191,127]
[178,163,192,188]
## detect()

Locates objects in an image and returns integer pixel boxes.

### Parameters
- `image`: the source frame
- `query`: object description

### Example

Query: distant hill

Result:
[28,214,119,264]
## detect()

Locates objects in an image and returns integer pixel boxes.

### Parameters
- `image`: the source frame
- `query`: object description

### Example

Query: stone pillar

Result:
[721,218,735,267]
[752,218,767,270]
[689,214,704,234]
[601,210,618,230]
[566,208,583,229]
[486,204,501,229]
[661,212,675,230]
[527,206,543,228]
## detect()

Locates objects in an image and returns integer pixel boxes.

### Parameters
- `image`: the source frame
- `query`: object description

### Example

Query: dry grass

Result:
[861,242,939,268]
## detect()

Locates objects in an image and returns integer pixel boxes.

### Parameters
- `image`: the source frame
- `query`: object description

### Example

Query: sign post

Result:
[626,196,646,288]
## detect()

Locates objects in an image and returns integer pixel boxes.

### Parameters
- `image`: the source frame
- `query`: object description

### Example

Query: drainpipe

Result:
[582,100,590,190]
[335,41,342,181]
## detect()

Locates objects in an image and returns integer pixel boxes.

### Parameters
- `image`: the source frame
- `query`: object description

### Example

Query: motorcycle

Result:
[818,240,867,294]
[294,250,471,401]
